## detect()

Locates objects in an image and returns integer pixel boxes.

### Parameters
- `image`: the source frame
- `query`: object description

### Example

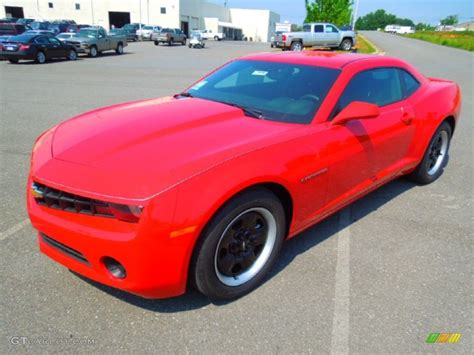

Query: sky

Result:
[208,0,474,25]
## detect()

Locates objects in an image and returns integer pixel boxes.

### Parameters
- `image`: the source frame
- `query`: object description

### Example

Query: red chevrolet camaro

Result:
[27,52,461,300]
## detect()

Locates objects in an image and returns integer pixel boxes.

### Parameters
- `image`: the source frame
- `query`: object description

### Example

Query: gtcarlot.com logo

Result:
[10,336,95,346]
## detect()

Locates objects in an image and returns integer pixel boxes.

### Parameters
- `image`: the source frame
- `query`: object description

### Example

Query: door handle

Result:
[400,107,413,125]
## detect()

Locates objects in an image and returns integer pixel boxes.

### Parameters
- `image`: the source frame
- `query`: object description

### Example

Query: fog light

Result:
[103,257,126,279]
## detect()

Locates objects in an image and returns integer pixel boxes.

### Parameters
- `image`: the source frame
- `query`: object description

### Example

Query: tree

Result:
[305,0,353,27]
[355,9,415,30]
[440,15,458,26]
[415,23,435,31]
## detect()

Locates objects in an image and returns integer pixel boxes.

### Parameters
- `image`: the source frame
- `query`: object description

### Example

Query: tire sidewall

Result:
[192,189,286,300]
[291,41,302,51]
[67,49,77,60]
[89,46,97,57]
[341,39,352,51]
[36,51,46,64]
[411,121,452,184]
[116,43,123,54]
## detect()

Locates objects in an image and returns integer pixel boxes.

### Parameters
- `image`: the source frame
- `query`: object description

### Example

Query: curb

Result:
[358,33,386,55]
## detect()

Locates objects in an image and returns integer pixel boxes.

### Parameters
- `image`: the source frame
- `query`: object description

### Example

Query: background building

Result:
[1,0,280,41]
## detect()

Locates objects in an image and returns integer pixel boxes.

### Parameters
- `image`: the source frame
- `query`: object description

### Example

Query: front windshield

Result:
[186,60,340,124]
[77,29,97,38]
[143,26,153,30]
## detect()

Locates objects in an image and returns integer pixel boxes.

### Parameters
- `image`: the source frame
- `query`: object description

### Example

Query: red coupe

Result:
[27,52,461,300]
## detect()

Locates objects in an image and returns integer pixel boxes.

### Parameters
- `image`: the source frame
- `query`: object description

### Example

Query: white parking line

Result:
[0,219,30,241]
[330,208,351,355]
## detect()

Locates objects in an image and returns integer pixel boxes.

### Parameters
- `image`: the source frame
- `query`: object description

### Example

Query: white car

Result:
[136,25,161,40]
[56,32,77,42]
[384,25,415,34]
[201,29,224,41]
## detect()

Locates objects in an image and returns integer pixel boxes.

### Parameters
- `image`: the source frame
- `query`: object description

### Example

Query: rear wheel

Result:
[214,35,219,41]
[340,38,353,51]
[8,58,19,64]
[67,49,77,60]
[182,39,186,45]
[154,40,159,46]
[290,41,303,51]
[408,121,452,184]
[35,51,46,64]
[168,38,173,46]
[191,188,286,300]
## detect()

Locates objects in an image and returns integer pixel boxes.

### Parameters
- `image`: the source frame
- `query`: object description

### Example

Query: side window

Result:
[334,68,403,117]
[399,69,420,98]
[302,24,311,32]
[48,37,61,45]
[35,36,49,44]
[314,25,324,33]
[325,25,338,33]
[99,29,106,38]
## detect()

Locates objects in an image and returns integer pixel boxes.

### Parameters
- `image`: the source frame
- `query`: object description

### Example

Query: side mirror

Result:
[331,101,380,125]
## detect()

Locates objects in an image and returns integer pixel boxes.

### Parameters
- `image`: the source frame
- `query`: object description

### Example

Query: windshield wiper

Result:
[173,92,193,99]
[218,101,266,120]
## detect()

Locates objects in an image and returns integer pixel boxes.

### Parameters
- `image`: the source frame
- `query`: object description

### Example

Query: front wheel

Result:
[191,188,286,300]
[408,121,452,184]
[88,46,98,57]
[340,38,353,51]
[290,41,303,51]
[67,49,77,60]
[115,43,124,54]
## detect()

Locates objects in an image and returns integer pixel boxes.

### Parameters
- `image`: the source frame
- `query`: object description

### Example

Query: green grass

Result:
[355,34,377,54]
[404,31,474,51]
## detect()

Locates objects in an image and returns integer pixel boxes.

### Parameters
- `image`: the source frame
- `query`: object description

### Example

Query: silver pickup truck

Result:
[275,23,356,51]
[66,26,127,57]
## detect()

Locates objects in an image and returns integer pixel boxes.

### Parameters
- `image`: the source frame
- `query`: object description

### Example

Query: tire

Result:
[182,39,186,46]
[191,188,286,300]
[290,41,303,51]
[133,36,138,42]
[35,51,46,64]
[340,38,353,51]
[188,44,192,48]
[8,58,19,64]
[214,36,219,41]
[115,42,124,55]
[154,40,159,46]
[408,121,452,184]
[67,49,77,61]
[88,46,98,58]
[168,39,172,46]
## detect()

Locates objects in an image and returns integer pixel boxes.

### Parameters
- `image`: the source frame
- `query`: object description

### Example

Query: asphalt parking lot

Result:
[0,35,472,353]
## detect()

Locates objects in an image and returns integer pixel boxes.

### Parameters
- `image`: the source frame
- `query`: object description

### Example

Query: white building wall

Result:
[229,8,279,42]
[1,1,279,41]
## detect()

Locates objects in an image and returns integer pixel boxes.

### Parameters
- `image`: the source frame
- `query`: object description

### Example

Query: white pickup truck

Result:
[275,23,356,51]
[201,29,224,41]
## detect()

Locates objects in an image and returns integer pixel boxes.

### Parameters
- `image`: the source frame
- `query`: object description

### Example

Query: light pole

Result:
[352,0,360,30]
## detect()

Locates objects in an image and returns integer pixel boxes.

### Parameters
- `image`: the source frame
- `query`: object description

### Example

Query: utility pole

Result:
[90,0,94,25]
[352,0,360,30]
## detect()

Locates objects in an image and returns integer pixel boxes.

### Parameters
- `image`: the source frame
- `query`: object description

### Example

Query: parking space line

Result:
[0,219,30,241]
[330,208,351,355]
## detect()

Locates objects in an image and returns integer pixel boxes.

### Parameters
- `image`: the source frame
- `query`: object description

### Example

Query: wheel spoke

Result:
[250,228,267,247]
[236,252,257,271]
[218,253,237,276]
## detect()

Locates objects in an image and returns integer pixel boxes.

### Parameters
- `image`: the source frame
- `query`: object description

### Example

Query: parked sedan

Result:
[0,34,77,63]
[27,52,461,300]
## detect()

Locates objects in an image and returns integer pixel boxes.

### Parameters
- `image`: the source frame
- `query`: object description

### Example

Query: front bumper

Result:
[27,176,197,299]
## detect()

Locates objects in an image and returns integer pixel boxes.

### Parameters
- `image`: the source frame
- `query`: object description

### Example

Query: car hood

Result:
[68,36,93,43]
[37,97,296,201]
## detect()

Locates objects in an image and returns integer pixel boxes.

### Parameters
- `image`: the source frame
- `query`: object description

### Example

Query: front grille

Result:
[32,182,114,218]
[41,233,89,265]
